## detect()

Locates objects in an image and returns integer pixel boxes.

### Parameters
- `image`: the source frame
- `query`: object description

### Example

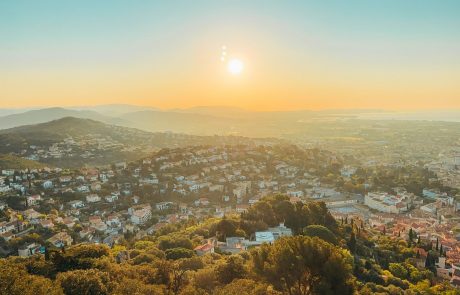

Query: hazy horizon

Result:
[2,0,460,110]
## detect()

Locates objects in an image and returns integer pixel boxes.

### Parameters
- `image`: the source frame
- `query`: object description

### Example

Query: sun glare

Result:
[228,58,244,75]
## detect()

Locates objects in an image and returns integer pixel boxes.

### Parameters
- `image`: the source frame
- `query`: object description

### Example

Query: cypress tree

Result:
[348,231,357,253]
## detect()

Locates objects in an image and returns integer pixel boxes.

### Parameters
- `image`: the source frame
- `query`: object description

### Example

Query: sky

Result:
[1,0,459,111]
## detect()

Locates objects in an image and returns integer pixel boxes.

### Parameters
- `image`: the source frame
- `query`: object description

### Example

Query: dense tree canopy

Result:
[252,236,354,295]
[0,197,458,295]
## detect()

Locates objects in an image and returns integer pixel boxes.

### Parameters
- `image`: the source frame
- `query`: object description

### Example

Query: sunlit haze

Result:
[1,0,459,111]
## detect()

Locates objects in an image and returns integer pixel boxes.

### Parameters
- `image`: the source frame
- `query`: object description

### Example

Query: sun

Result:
[227,58,244,75]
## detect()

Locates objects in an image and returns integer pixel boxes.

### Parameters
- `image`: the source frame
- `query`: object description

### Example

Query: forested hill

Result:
[0,117,281,168]
[0,196,456,295]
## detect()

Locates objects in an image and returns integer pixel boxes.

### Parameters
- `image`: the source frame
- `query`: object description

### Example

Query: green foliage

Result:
[165,247,195,260]
[243,195,338,234]
[157,235,193,251]
[214,278,281,295]
[216,255,247,284]
[303,224,338,245]
[56,269,112,295]
[252,236,355,295]
[0,259,62,295]
[49,244,110,273]
[0,195,457,295]
[0,154,44,169]
[216,218,238,241]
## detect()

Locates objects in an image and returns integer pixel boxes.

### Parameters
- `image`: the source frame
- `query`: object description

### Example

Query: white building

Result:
[156,201,173,211]
[129,204,152,225]
[86,194,101,203]
[68,200,85,209]
[131,208,152,225]
[364,192,408,214]
[42,180,53,189]
[18,243,42,257]
[27,195,41,206]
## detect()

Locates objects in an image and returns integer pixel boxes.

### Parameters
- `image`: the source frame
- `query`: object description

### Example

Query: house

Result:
[47,232,73,248]
[42,180,53,189]
[131,209,151,225]
[62,217,76,228]
[236,204,249,213]
[267,223,293,239]
[0,201,7,210]
[194,198,210,207]
[88,215,103,225]
[68,200,85,209]
[79,227,95,240]
[76,185,90,193]
[59,175,72,183]
[18,243,42,257]
[86,194,101,203]
[92,221,108,232]
[156,202,173,211]
[194,242,215,256]
[115,162,127,169]
[105,194,118,203]
[106,214,121,228]
[1,169,15,176]
[255,232,275,243]
[220,237,248,253]
[90,182,102,191]
[103,234,122,247]
[436,256,451,280]
[22,208,42,221]
[27,195,41,206]
[129,204,152,225]
[364,192,409,214]
[88,215,108,231]
[39,219,54,229]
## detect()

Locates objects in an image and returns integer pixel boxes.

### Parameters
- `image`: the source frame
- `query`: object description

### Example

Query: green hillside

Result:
[0,154,45,169]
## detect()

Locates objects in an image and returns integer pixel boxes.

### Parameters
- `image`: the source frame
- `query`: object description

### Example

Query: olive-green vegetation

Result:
[0,154,45,170]
[0,196,458,295]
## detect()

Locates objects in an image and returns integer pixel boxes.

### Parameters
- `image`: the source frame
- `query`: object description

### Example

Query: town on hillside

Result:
[1,143,460,287]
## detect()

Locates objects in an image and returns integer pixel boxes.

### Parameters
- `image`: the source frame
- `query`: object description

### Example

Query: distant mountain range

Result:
[0,107,126,130]
[0,105,459,138]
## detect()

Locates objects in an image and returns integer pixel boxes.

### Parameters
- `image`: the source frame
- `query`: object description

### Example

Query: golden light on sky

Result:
[1,1,459,111]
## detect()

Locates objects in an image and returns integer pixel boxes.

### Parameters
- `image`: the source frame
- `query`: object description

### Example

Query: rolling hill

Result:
[0,107,124,130]
[0,117,280,168]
